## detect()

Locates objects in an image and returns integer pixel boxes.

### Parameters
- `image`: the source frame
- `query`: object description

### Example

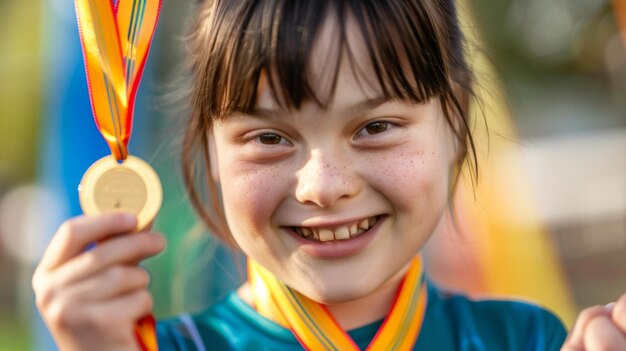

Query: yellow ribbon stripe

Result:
[249,256,427,351]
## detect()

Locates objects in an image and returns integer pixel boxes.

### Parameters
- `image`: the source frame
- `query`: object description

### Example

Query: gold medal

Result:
[79,155,162,231]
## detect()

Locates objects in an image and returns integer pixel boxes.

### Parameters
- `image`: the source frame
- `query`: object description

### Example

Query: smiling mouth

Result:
[291,216,381,242]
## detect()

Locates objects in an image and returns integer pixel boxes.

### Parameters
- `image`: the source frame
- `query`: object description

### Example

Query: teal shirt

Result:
[157,284,567,350]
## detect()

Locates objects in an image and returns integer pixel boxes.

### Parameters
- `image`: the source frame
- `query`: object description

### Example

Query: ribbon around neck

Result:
[248,256,428,351]
[75,0,161,161]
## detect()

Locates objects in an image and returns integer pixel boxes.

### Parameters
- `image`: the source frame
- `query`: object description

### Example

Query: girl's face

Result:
[210,15,457,304]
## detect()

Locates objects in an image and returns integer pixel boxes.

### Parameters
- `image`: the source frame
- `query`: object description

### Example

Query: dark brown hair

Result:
[182,0,476,245]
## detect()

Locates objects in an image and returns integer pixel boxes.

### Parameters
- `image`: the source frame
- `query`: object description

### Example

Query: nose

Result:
[295,149,360,208]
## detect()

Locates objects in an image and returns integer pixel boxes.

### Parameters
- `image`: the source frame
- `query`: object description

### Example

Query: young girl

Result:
[33,0,626,350]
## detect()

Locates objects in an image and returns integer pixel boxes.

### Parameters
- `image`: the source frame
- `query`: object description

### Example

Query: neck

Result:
[239,262,412,331]
[325,263,410,330]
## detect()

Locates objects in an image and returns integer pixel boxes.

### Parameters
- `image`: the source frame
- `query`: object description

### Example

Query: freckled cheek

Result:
[220,164,291,234]
[362,147,449,210]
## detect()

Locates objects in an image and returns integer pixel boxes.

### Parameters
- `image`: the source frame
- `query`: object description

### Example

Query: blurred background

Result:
[0,0,624,349]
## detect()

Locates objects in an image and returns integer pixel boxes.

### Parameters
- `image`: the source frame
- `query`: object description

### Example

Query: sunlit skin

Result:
[210,14,457,329]
[30,6,626,351]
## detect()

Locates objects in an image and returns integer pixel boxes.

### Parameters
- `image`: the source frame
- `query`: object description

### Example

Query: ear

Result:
[207,126,220,183]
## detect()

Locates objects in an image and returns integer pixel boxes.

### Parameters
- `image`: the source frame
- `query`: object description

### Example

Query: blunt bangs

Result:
[189,0,470,117]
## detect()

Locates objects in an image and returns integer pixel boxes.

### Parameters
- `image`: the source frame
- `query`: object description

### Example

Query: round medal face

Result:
[79,155,162,231]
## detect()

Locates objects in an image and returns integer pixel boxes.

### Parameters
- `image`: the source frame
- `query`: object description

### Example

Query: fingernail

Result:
[605,302,615,311]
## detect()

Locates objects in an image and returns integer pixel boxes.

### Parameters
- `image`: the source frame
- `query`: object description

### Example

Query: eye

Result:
[355,121,393,139]
[250,132,293,147]
[363,122,389,135]
[258,133,284,145]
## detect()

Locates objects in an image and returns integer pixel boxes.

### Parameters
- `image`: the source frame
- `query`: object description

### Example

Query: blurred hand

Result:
[562,294,626,351]
[32,213,165,351]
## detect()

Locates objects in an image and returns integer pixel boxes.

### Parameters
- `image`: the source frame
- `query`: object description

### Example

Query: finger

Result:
[63,266,150,302]
[584,314,626,351]
[52,232,164,287]
[38,213,137,272]
[562,306,611,350]
[94,289,154,326]
[612,293,626,334]
[49,290,154,348]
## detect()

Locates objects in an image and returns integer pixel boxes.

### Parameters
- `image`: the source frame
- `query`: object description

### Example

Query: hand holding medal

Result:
[74,0,162,349]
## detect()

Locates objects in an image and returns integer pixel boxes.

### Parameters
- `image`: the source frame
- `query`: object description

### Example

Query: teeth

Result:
[358,219,369,230]
[294,216,380,242]
[369,216,378,227]
[318,229,334,242]
[349,223,358,235]
[301,227,313,237]
[334,226,350,240]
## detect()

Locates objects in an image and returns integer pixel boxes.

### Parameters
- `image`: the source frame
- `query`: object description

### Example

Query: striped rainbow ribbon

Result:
[249,256,427,351]
[74,1,161,350]
[74,0,161,161]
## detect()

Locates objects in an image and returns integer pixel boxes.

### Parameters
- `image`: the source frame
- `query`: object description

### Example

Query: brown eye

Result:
[364,122,389,135]
[258,133,283,145]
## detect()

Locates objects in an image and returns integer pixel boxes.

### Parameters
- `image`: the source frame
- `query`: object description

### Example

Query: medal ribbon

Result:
[75,0,161,161]
[248,256,427,351]
[74,0,161,350]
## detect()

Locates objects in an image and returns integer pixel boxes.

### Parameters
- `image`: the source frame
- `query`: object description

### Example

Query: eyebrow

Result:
[247,96,392,120]
[341,96,391,116]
